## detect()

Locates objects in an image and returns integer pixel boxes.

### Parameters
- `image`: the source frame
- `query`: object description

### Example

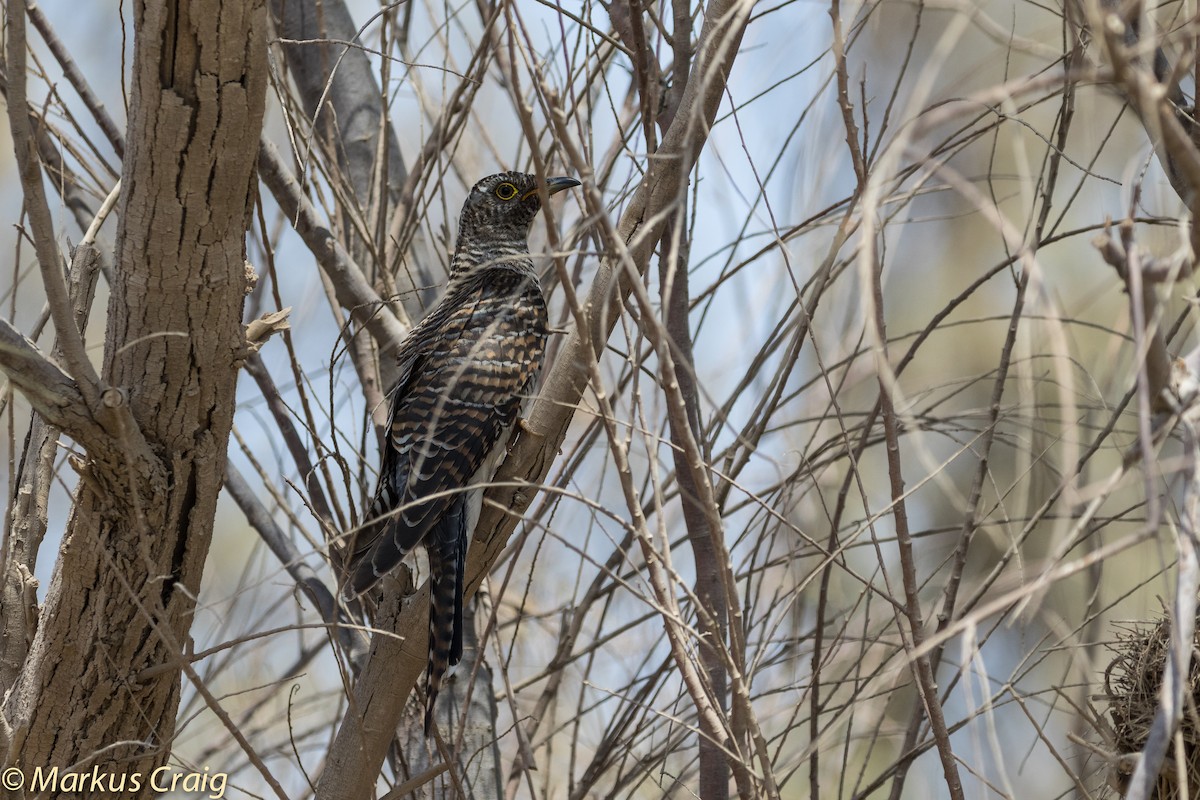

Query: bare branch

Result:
[268,0,405,208]
[223,461,367,660]
[0,320,95,442]
[257,137,409,354]
[4,0,102,410]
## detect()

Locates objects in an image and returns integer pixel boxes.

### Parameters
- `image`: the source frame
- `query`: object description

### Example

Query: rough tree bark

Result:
[0,0,267,790]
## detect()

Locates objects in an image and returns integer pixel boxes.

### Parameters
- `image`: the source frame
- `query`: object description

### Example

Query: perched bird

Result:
[344,171,580,734]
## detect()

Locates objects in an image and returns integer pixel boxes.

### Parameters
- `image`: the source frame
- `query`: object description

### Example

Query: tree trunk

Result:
[1,0,267,788]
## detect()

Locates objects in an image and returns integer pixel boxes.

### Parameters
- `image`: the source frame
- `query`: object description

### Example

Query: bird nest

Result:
[1103,615,1200,798]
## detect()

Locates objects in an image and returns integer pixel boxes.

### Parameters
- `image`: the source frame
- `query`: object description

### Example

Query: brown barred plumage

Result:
[344,172,579,735]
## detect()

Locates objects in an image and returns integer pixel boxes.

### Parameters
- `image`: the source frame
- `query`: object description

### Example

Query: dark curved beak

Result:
[523,176,581,200]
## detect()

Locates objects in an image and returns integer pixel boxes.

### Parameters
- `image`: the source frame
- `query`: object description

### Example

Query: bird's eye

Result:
[494,182,518,201]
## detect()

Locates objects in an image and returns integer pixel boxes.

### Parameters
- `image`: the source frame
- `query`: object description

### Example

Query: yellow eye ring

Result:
[495,182,518,200]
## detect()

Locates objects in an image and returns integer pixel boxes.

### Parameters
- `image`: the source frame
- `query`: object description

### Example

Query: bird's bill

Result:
[522,176,581,200]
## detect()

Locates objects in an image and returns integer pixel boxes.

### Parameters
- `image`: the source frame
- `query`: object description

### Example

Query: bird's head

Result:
[450,171,580,277]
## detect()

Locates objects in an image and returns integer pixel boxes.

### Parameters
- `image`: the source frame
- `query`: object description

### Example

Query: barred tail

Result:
[423,549,464,734]
[423,500,467,735]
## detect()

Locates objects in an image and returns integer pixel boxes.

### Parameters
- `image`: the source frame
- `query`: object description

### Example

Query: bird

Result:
[343,171,580,735]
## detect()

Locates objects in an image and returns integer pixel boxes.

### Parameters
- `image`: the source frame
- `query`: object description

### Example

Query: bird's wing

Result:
[349,270,546,593]
[340,333,429,571]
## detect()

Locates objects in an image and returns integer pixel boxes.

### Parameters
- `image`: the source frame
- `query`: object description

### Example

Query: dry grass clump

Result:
[1103,616,1200,798]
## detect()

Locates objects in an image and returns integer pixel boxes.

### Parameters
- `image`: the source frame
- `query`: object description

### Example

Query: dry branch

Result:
[0,322,94,443]
[4,0,101,410]
[257,137,409,354]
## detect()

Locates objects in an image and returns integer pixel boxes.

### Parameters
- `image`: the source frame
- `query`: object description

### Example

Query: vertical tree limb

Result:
[1,2,269,789]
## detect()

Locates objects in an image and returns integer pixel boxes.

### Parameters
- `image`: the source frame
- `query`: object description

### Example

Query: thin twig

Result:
[257,137,409,354]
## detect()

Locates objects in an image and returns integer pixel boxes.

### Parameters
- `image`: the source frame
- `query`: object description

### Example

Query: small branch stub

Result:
[101,387,127,409]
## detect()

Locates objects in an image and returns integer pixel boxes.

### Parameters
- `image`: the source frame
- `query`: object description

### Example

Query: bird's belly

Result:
[463,422,513,540]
